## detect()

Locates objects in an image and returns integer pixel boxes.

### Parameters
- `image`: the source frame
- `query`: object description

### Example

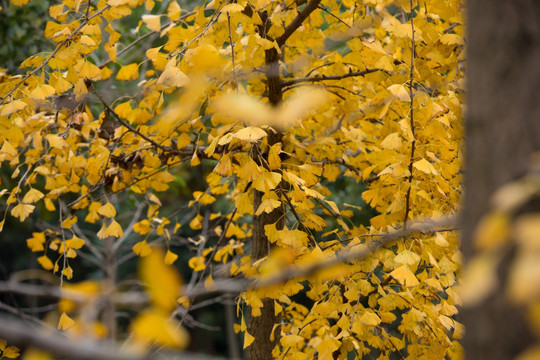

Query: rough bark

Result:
[246,44,285,360]
[463,1,540,358]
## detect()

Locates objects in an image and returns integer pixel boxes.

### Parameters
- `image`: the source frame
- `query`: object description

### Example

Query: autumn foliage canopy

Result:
[0,0,464,358]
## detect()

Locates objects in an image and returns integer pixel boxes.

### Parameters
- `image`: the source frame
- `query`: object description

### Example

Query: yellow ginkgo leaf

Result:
[394,250,421,266]
[253,171,281,193]
[393,23,414,38]
[413,158,439,175]
[255,198,281,215]
[388,84,411,102]
[380,132,402,150]
[22,188,44,204]
[74,59,102,81]
[0,141,17,157]
[164,250,178,265]
[157,60,190,88]
[107,0,128,5]
[439,33,464,45]
[222,3,243,13]
[142,14,161,32]
[65,236,85,249]
[0,100,27,116]
[359,311,382,326]
[233,126,267,143]
[131,310,189,348]
[389,265,419,287]
[116,63,139,81]
[80,35,96,46]
[280,334,304,348]
[243,331,255,349]
[134,220,152,235]
[133,240,153,257]
[29,84,56,100]
[139,248,183,311]
[10,0,31,6]
[58,312,76,331]
[188,256,205,272]
[37,255,54,270]
[2,345,20,359]
[11,203,35,221]
[45,134,68,149]
[97,202,117,217]
[106,220,123,238]
[74,78,88,101]
[167,1,181,20]
[27,232,46,252]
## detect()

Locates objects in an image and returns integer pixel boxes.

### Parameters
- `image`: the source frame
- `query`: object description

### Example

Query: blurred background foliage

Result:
[0,0,50,72]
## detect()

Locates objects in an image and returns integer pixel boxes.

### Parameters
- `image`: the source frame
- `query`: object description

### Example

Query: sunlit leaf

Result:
[139,248,183,311]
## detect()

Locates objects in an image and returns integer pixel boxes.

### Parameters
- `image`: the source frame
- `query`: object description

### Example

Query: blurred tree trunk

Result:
[463,0,540,358]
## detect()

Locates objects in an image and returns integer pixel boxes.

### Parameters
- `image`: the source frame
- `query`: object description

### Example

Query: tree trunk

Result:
[246,45,284,359]
[463,1,540,358]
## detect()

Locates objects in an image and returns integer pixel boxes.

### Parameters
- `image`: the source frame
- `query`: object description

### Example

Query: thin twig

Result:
[317,5,351,28]
[277,0,323,46]
[281,191,317,247]
[403,1,416,229]
[226,12,239,93]
[281,69,381,87]
[93,90,173,154]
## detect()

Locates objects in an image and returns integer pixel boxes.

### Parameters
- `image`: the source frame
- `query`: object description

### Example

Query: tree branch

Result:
[183,216,457,298]
[0,315,223,360]
[277,0,323,46]
[281,69,382,87]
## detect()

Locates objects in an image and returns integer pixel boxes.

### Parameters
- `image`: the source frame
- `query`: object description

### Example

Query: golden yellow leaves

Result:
[221,3,244,13]
[233,126,268,143]
[142,14,161,32]
[255,193,281,216]
[131,310,189,348]
[265,224,309,249]
[389,265,419,287]
[387,84,411,102]
[22,188,44,204]
[29,84,56,100]
[380,132,402,150]
[132,248,188,349]
[97,220,123,239]
[74,59,102,81]
[97,202,117,217]
[139,249,182,311]
[27,232,46,252]
[116,63,139,81]
[0,340,20,359]
[58,312,76,331]
[133,240,152,256]
[37,255,54,270]
[11,203,35,221]
[0,100,27,116]
[157,59,190,88]
[253,172,281,193]
[508,214,540,304]
[214,88,328,130]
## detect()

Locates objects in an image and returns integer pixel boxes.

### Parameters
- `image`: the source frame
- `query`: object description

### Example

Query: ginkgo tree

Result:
[0,0,464,359]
